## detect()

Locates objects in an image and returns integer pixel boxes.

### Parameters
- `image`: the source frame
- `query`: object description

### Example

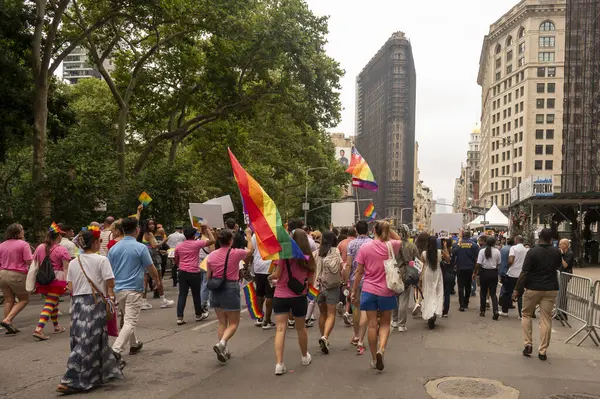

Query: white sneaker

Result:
[336,302,344,316]
[275,363,287,375]
[140,300,153,310]
[177,319,186,325]
[160,299,175,308]
[391,320,399,328]
[301,352,312,366]
[255,318,264,327]
[398,325,407,332]
[499,311,509,317]
[262,322,275,330]
[412,303,421,316]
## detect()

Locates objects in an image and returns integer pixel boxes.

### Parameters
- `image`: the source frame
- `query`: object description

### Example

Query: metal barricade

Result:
[591,280,600,343]
[556,272,598,346]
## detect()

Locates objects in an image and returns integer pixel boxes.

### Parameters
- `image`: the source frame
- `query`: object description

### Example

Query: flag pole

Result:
[355,185,360,221]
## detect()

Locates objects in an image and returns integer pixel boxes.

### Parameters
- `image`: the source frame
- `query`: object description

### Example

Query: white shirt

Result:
[67,253,115,296]
[60,237,77,259]
[308,236,318,252]
[198,241,212,262]
[99,229,112,256]
[477,247,501,270]
[167,232,186,249]
[251,235,272,275]
[508,244,528,278]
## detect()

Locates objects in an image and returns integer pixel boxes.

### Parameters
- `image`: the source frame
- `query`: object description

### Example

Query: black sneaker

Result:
[479,311,485,317]
[427,317,436,329]
[522,344,532,357]
[492,313,499,321]
[538,353,547,361]
[129,341,143,355]
[459,307,465,312]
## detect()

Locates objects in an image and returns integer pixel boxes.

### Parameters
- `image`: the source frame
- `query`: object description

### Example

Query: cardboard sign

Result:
[203,195,235,214]
[189,203,224,228]
[331,202,356,227]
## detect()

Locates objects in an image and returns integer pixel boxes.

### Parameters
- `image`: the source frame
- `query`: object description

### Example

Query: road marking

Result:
[192,309,249,331]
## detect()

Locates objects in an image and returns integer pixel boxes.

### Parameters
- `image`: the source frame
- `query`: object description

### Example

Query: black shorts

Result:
[254,274,274,299]
[272,296,308,318]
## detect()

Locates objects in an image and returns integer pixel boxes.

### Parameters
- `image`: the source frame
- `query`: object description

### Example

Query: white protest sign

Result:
[331,202,356,227]
[189,203,224,228]
[203,195,235,214]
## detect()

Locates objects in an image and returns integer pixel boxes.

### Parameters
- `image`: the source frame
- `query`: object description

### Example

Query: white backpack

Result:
[384,241,405,294]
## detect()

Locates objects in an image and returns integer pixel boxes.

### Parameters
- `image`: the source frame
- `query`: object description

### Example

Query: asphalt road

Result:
[1,276,600,399]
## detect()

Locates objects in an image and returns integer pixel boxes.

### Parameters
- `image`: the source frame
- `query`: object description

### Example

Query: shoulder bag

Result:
[207,248,232,291]
[384,241,405,294]
[285,260,306,295]
[77,256,114,321]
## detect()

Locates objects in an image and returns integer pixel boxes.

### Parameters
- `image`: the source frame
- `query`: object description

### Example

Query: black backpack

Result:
[36,248,56,285]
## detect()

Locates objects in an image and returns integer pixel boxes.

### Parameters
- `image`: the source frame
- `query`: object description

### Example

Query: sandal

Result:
[33,331,50,341]
[1,322,19,335]
[350,336,359,346]
[56,384,83,395]
[53,326,66,334]
[356,344,365,356]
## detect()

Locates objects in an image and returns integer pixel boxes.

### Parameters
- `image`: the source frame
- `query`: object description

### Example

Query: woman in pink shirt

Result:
[206,229,252,363]
[268,229,316,376]
[32,223,71,340]
[351,221,401,371]
[0,224,33,334]
[174,226,215,325]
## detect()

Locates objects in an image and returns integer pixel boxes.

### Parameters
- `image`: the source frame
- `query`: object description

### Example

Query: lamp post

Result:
[304,167,328,224]
[399,207,412,227]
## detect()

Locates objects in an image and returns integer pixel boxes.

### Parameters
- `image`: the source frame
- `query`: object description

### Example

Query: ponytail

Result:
[374,221,390,241]
[485,236,496,259]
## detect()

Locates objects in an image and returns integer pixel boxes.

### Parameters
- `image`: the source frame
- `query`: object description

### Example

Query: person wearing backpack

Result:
[32,223,71,341]
[314,231,342,354]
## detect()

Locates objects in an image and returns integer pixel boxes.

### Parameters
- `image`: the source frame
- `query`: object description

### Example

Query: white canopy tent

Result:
[467,204,509,229]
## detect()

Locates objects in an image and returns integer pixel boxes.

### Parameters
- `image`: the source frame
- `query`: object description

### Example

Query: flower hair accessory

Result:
[84,225,101,239]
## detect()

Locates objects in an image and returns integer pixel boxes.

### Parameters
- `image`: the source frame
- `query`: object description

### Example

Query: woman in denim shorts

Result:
[206,229,252,363]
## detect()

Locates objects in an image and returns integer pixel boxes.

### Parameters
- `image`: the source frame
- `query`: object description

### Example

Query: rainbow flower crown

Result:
[83,225,101,238]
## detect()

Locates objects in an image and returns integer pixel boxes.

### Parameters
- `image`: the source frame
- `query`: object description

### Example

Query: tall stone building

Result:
[477,0,566,210]
[562,0,600,192]
[355,32,417,225]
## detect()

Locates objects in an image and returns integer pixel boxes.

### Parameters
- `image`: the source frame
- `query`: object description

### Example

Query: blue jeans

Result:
[200,271,209,309]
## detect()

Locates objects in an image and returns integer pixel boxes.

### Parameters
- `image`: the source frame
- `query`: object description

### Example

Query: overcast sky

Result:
[305,0,522,203]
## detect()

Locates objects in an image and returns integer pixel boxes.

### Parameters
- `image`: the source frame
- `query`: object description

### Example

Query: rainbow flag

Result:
[228,149,305,261]
[138,191,152,207]
[364,202,377,221]
[346,147,378,192]
[307,284,319,301]
[243,283,264,320]
[191,216,205,229]
[48,222,62,233]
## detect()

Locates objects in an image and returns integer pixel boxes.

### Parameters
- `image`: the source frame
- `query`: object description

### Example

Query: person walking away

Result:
[498,238,514,311]
[500,236,526,318]
[453,231,479,311]
[412,232,429,316]
[474,237,501,320]
[338,228,356,325]
[32,224,71,340]
[99,217,115,256]
[421,237,445,328]
[558,238,575,320]
[197,229,213,320]
[166,226,186,287]
[314,231,342,354]
[155,226,169,279]
[58,225,77,259]
[351,221,402,371]
[206,229,253,363]
[393,224,420,331]
[56,227,123,395]
[269,228,316,375]
[346,220,372,354]
[174,226,215,325]
[139,219,173,309]
[0,224,32,334]
[106,219,123,252]
[513,228,561,360]
[248,233,275,329]
[440,238,455,318]
[109,217,163,356]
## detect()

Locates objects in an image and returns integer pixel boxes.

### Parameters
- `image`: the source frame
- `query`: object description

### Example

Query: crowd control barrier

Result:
[555,271,599,346]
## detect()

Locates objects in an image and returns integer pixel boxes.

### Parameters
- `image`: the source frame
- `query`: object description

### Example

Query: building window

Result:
[508,93,512,102]
[536,129,544,139]
[538,52,555,62]
[539,37,556,47]
[493,87,497,96]
[545,160,553,170]
[547,114,555,123]
[495,43,502,54]
[519,162,522,171]
[546,129,554,139]
[540,21,556,31]
[506,50,513,62]
[546,145,554,154]
[496,71,501,81]
[518,57,525,67]
[537,83,545,93]
[536,114,544,124]
[519,131,523,141]
[519,116,523,126]
[547,98,555,109]
[496,58,502,69]
[537,67,546,77]
[515,104,519,113]
[514,133,518,142]
[514,148,518,158]
[520,87,524,96]
[535,160,543,170]
[537,99,545,109]
[506,36,513,46]
[519,146,523,156]
[492,169,495,177]
[492,142,495,151]
[508,121,511,130]
[548,67,556,77]
[548,83,555,93]
[535,145,544,154]
[506,65,512,74]
[518,27,525,38]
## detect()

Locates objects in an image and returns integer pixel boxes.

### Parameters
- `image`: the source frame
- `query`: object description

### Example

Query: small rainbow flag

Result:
[307,284,319,301]
[243,283,264,320]
[364,202,375,217]
[48,222,62,233]
[191,216,205,229]
[138,191,152,207]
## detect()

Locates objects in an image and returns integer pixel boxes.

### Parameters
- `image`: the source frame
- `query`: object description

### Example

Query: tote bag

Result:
[25,259,39,292]
[384,241,404,294]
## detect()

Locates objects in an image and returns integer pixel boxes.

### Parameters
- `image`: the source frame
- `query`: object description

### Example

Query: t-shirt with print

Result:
[274,259,313,298]
[33,244,71,272]
[0,239,33,274]
[347,235,372,285]
[67,253,115,296]
[207,247,247,281]
[60,237,77,259]
[251,235,272,275]
[355,239,402,297]
[175,240,208,273]
[108,236,154,293]
[477,247,501,270]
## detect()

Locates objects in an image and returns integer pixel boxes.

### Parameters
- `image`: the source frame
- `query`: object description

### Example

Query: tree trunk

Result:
[32,79,51,242]
[168,138,179,164]
[117,105,128,180]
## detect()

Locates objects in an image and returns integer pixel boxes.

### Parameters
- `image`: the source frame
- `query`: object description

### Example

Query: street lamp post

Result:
[399,207,412,227]
[304,167,328,224]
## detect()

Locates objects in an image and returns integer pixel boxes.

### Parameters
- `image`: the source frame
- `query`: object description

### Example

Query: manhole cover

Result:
[437,380,502,397]
[425,377,519,399]
[546,395,600,399]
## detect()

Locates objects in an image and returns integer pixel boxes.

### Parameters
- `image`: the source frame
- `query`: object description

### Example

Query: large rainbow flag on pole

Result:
[228,149,305,260]
[345,147,378,192]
